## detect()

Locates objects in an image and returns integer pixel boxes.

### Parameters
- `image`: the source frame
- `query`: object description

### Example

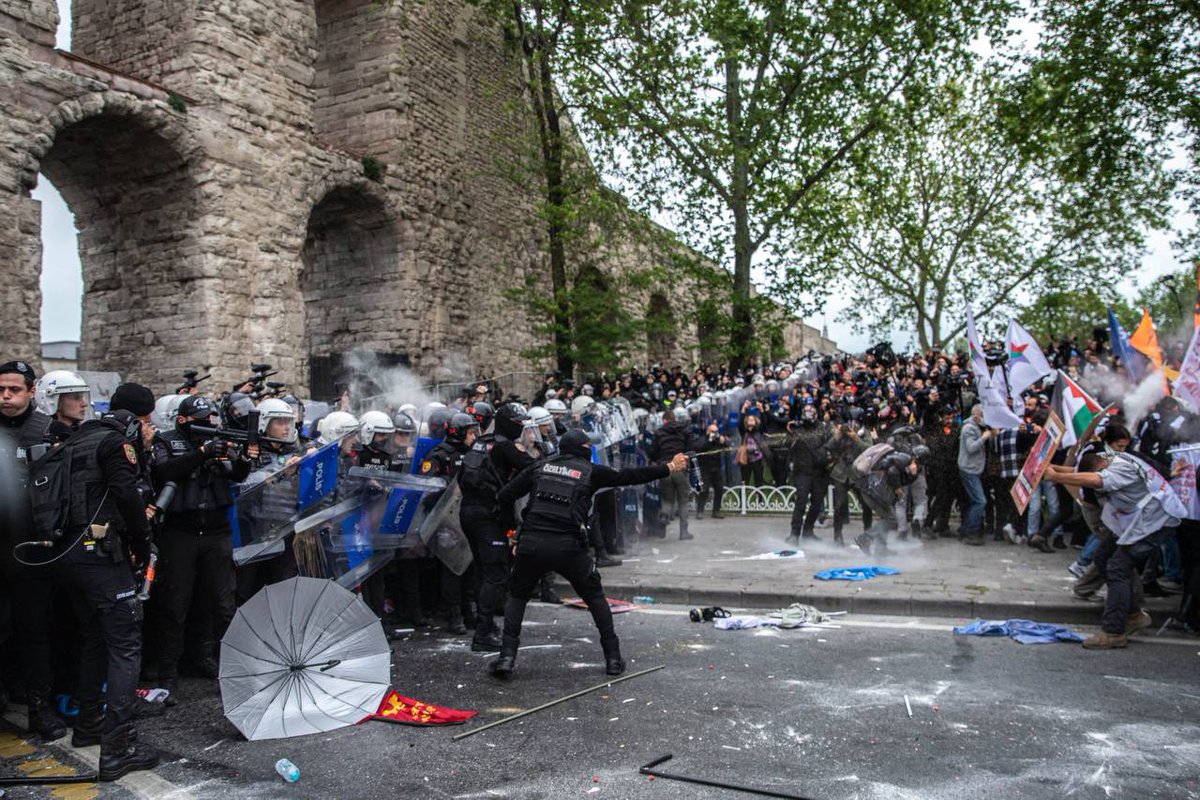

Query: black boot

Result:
[71,703,105,748]
[594,546,622,567]
[162,677,179,708]
[601,637,625,676]
[538,577,563,604]
[490,636,519,678]
[99,723,159,782]
[446,605,467,635]
[27,693,67,741]
[471,628,503,652]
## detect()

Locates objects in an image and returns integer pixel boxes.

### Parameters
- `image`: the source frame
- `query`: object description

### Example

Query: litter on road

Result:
[952,618,1085,644]
[815,566,900,581]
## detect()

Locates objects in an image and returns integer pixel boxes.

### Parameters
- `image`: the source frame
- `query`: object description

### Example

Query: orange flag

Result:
[1129,308,1164,371]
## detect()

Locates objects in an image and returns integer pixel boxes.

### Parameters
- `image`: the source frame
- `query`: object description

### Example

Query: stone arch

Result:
[300,182,407,400]
[22,93,203,385]
[646,292,677,368]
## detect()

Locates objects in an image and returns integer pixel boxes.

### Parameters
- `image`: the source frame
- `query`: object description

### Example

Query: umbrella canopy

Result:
[220,576,390,741]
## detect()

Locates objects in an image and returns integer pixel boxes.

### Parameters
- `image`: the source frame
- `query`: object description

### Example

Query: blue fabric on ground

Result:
[814,566,900,581]
[952,618,1085,644]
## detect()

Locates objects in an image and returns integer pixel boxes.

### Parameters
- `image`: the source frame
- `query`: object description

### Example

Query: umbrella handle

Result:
[290,659,342,673]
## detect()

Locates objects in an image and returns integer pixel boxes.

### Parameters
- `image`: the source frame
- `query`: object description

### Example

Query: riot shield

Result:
[415,482,473,575]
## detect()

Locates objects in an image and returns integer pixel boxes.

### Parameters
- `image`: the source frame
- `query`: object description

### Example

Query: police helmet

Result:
[445,412,479,443]
[392,411,417,434]
[359,410,396,446]
[559,428,592,458]
[35,370,90,416]
[426,407,453,439]
[398,403,418,420]
[467,400,495,431]
[318,411,360,444]
[258,398,298,443]
[571,395,595,415]
[153,394,185,431]
[528,406,553,428]
[221,392,256,431]
[281,394,306,424]
[494,402,529,439]
[545,399,568,418]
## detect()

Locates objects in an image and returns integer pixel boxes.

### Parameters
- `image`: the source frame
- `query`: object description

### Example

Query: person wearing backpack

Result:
[458,402,536,652]
[26,407,159,780]
[851,442,922,556]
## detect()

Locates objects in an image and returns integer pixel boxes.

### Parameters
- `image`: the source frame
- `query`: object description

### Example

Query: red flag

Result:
[361,688,477,726]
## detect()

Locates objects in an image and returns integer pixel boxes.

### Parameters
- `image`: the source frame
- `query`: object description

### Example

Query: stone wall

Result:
[0,0,830,401]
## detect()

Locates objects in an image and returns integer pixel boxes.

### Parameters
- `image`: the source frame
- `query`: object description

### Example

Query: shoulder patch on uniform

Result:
[123,443,138,465]
[420,460,432,473]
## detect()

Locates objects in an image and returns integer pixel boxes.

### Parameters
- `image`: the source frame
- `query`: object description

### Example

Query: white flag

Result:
[981,367,1023,429]
[1005,319,1053,407]
[964,305,990,384]
[1174,324,1200,413]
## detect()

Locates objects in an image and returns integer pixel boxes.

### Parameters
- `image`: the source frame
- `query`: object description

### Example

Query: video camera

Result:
[233,363,279,399]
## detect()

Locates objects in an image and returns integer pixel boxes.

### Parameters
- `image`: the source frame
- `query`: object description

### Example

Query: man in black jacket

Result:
[788,404,833,544]
[651,410,694,540]
[491,430,688,677]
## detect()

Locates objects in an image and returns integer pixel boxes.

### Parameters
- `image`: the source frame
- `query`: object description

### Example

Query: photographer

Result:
[696,419,728,519]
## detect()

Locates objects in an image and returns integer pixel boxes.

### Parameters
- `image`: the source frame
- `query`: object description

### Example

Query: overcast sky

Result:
[36,0,1191,352]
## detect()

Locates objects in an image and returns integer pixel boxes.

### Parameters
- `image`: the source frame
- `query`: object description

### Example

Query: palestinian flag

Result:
[360,688,477,726]
[1051,370,1102,447]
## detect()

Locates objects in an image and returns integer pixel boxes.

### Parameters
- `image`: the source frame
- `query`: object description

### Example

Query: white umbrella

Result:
[220,577,390,741]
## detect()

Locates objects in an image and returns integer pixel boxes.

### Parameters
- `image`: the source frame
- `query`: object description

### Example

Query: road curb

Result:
[579,579,1161,626]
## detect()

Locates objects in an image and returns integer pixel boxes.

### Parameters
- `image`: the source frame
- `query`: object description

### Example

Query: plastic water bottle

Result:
[275,758,300,783]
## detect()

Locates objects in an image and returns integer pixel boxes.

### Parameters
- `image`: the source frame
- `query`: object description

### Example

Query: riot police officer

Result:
[150,395,254,703]
[35,369,92,443]
[0,360,64,739]
[30,408,159,780]
[422,412,479,634]
[458,403,535,651]
[491,430,688,677]
[356,411,397,470]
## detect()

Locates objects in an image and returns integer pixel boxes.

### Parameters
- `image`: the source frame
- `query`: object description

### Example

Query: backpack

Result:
[27,441,72,541]
[852,443,895,479]
[457,439,502,497]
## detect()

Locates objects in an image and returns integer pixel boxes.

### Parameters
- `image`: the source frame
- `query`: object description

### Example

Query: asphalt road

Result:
[3,603,1199,800]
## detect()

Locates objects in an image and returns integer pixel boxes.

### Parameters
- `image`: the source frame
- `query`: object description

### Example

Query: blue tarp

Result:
[814,566,900,581]
[953,618,1085,645]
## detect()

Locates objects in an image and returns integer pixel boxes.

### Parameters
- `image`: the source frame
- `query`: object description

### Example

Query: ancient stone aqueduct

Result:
[0,0,833,398]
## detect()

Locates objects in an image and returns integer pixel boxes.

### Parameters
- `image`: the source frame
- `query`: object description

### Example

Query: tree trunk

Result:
[725,50,755,370]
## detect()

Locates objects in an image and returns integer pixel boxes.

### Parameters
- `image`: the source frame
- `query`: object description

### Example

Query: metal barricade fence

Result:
[690,484,863,516]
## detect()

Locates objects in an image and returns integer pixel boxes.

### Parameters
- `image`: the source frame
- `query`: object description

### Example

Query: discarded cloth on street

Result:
[706,549,805,562]
[563,597,639,613]
[952,618,1085,645]
[361,688,478,726]
[714,603,835,630]
[814,566,900,581]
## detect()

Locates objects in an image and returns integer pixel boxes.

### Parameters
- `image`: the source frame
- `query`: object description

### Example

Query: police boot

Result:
[537,576,563,604]
[71,703,105,748]
[27,693,67,741]
[99,723,159,782]
[601,637,625,676]
[594,545,623,568]
[471,617,503,652]
[490,636,520,678]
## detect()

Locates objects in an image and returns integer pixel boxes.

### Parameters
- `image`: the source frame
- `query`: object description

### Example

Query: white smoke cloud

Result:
[341,350,441,413]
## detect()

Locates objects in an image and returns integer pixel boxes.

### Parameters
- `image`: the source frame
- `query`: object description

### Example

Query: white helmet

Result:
[35,370,90,417]
[528,406,553,428]
[359,410,396,445]
[398,403,418,419]
[571,395,595,414]
[545,398,568,417]
[318,411,360,444]
[257,397,298,443]
[153,394,185,431]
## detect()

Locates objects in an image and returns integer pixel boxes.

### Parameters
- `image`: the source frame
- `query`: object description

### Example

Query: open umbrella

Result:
[220,576,390,741]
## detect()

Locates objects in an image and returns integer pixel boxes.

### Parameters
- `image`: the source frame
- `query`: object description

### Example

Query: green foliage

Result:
[361,156,384,183]
[1018,291,1133,346]
[560,0,1014,364]
[797,70,1151,350]
[166,93,187,114]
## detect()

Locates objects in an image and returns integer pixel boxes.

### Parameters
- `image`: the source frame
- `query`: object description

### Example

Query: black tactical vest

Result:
[155,430,233,512]
[61,418,127,532]
[523,455,594,535]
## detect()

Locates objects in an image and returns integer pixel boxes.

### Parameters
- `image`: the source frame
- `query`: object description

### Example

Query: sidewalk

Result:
[571,514,1182,625]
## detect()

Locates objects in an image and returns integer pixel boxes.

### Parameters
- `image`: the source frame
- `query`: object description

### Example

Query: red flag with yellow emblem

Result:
[360,688,477,726]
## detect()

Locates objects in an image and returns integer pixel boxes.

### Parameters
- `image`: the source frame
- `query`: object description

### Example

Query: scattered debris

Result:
[904,695,913,718]
[815,566,900,581]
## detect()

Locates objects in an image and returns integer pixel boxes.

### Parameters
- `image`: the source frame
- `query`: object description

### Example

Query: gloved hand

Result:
[202,439,227,458]
[131,538,152,569]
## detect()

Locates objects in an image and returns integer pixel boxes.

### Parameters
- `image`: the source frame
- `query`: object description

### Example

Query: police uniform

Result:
[42,413,158,779]
[458,414,535,650]
[150,410,251,695]
[422,438,472,633]
[491,431,670,677]
[0,367,64,740]
[233,442,304,605]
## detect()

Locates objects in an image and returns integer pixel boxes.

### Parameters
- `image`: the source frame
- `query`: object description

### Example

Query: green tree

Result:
[561,0,1012,367]
[802,72,1156,350]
